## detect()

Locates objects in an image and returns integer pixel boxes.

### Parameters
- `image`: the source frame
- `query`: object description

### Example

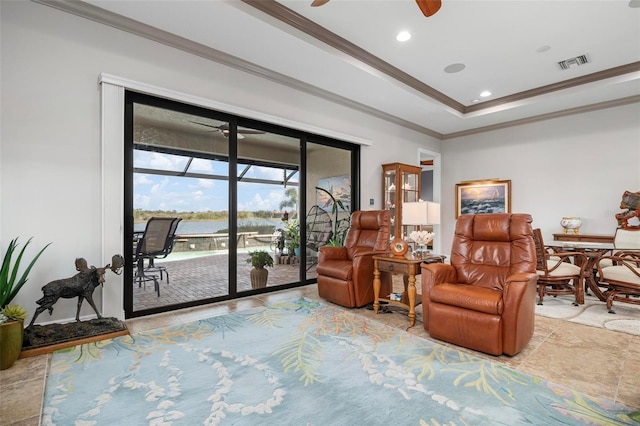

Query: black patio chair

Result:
[133,217,182,296]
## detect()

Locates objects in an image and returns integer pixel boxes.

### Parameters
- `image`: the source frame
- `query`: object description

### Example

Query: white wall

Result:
[439,103,640,254]
[1,1,438,323]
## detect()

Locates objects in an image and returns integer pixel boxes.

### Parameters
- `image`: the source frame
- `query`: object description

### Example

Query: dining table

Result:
[545,240,638,303]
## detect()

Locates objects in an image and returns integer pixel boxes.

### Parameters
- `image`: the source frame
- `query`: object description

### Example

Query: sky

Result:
[134,150,298,213]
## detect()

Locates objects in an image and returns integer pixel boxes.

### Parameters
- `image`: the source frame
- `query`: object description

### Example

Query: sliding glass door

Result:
[124,92,358,318]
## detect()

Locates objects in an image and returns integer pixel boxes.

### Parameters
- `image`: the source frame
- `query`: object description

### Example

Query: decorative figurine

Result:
[27,254,124,327]
[615,190,640,229]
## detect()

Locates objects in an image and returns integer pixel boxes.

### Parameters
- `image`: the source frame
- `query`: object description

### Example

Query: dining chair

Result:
[533,228,587,306]
[595,251,640,313]
[597,228,640,268]
[133,217,182,296]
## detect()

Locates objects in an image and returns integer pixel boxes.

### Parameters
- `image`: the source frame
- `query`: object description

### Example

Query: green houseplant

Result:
[284,220,301,256]
[246,250,274,289]
[0,237,50,370]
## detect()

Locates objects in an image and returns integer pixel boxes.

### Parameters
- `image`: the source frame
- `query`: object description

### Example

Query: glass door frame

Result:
[124,91,360,318]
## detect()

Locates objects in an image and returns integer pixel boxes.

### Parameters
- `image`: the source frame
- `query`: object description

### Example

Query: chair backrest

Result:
[450,213,536,291]
[139,217,181,257]
[532,228,548,271]
[344,210,390,256]
[614,228,640,249]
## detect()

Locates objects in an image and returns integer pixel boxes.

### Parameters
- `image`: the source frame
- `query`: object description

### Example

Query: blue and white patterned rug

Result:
[42,298,639,425]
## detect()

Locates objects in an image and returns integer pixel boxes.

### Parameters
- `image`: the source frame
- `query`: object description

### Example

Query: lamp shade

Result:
[402,201,440,225]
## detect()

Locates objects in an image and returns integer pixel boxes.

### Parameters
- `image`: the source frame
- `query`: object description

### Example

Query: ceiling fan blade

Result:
[311,0,330,7]
[415,0,442,17]
[189,120,220,130]
[238,128,266,135]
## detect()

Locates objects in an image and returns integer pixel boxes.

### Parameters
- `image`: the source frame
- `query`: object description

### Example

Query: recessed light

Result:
[396,31,411,42]
[629,0,640,8]
[537,45,551,53]
[444,63,466,73]
[471,99,480,103]
[480,91,492,98]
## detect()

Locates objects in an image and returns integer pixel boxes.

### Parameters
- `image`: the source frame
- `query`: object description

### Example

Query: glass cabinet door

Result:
[382,163,422,239]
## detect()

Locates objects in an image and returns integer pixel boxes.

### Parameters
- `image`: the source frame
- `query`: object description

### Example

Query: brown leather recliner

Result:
[317,210,392,308]
[421,213,538,356]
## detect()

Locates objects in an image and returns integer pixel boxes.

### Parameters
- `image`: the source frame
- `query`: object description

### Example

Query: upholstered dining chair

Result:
[533,228,587,306]
[596,251,640,313]
[316,210,392,308]
[421,213,538,356]
[598,228,640,269]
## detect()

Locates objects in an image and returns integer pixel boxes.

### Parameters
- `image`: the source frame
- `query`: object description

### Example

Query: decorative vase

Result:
[250,268,268,289]
[560,217,582,234]
[0,320,24,370]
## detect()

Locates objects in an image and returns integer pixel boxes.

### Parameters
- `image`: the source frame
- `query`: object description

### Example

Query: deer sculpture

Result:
[28,254,124,327]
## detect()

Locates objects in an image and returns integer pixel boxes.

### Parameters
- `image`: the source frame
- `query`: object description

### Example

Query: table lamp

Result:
[402,201,440,256]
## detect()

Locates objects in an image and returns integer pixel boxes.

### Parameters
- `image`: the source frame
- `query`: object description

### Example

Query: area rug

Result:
[535,294,640,336]
[42,298,639,425]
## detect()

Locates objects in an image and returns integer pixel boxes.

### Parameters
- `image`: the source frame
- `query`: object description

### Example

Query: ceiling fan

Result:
[311,0,442,17]
[189,121,266,139]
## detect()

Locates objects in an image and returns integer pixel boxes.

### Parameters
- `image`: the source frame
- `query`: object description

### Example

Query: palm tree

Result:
[279,188,298,212]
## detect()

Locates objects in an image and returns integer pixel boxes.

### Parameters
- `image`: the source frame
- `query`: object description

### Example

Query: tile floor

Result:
[1,283,639,425]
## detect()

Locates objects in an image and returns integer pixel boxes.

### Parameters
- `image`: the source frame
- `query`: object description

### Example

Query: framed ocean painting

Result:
[455,179,511,218]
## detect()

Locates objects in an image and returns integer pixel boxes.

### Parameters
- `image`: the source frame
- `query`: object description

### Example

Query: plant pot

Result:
[293,247,300,257]
[0,320,24,370]
[250,268,268,289]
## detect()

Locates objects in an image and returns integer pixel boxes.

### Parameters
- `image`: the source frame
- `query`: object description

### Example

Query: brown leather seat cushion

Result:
[430,282,504,315]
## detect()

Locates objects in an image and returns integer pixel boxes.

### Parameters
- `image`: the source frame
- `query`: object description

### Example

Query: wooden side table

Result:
[552,233,614,243]
[372,253,445,326]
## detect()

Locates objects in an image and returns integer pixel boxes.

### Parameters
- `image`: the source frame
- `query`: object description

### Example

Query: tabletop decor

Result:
[455,179,511,218]
[402,200,440,256]
[408,230,434,256]
[560,216,582,234]
[42,298,637,425]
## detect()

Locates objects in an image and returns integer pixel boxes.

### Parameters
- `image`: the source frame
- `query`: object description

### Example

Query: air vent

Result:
[558,54,590,70]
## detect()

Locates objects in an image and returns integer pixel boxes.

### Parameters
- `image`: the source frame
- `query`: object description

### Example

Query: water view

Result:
[135,219,285,235]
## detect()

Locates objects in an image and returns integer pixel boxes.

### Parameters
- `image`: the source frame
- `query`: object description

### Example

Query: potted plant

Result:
[284,220,301,256]
[0,237,50,370]
[246,250,274,289]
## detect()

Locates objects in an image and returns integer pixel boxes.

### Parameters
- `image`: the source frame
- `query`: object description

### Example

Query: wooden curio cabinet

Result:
[382,162,422,239]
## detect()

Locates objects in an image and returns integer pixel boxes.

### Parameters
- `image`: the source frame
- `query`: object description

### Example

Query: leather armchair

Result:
[317,210,392,308]
[421,213,538,356]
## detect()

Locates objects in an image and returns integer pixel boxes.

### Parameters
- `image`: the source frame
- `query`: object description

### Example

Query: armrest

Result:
[597,252,640,276]
[349,246,387,259]
[506,272,539,285]
[420,263,457,331]
[503,272,538,313]
[421,263,457,287]
[318,246,348,261]
[545,251,588,274]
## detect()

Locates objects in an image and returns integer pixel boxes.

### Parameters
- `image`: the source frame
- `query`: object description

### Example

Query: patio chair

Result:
[133,217,181,296]
[305,205,333,270]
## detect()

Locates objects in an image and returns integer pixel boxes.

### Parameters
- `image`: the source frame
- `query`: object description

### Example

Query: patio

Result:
[133,251,318,311]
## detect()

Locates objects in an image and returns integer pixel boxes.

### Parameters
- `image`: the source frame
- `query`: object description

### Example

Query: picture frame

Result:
[455,179,511,218]
[317,175,351,210]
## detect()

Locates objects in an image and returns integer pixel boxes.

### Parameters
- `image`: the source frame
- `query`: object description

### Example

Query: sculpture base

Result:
[21,317,128,357]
